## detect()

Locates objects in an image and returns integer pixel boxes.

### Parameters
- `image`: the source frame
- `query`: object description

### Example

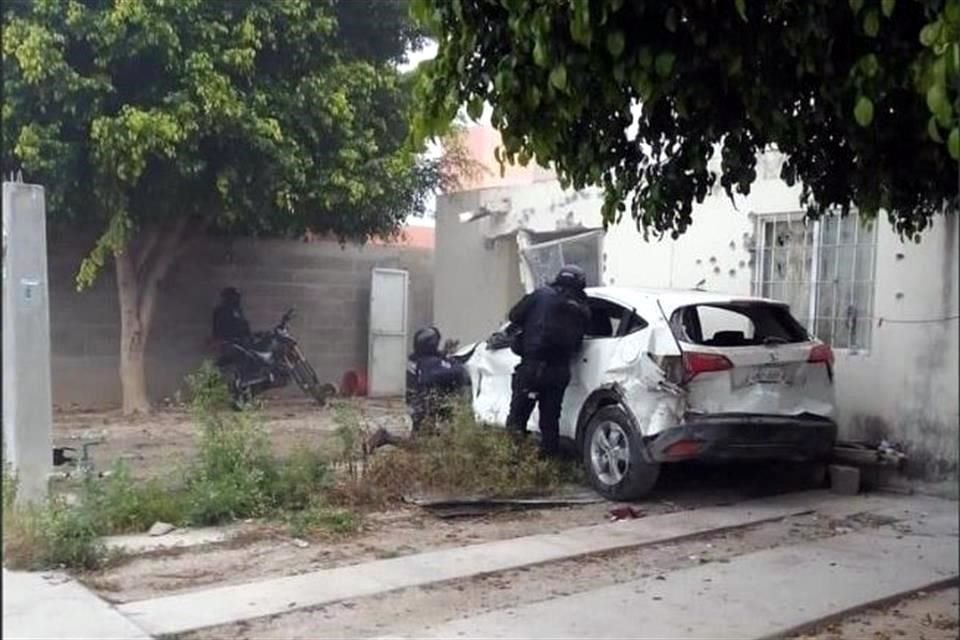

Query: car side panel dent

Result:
[588,345,688,441]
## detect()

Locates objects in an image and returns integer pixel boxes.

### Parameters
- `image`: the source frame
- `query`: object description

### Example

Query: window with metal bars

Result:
[751,213,877,351]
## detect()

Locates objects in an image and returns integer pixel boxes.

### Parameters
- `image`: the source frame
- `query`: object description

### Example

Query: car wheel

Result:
[583,405,660,501]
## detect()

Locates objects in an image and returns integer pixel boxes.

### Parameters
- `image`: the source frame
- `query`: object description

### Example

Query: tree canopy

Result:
[2,0,436,287]
[412,0,959,239]
[2,0,442,412]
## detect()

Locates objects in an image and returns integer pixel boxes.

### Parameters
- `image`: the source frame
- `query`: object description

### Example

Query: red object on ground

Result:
[340,371,368,397]
[608,506,644,521]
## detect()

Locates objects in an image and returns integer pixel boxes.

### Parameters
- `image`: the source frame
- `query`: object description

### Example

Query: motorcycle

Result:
[214,308,334,406]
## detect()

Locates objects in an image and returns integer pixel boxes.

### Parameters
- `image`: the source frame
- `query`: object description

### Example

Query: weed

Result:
[361,400,577,499]
[181,366,336,526]
[82,462,188,534]
[331,401,371,481]
[2,365,357,571]
[267,445,331,511]
[3,483,107,571]
[285,500,360,539]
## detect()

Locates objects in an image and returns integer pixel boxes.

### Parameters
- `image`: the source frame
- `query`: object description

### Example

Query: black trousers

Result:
[506,360,571,456]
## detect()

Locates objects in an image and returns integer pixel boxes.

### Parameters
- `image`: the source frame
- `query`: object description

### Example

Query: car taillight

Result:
[808,343,834,366]
[663,439,703,459]
[682,352,734,381]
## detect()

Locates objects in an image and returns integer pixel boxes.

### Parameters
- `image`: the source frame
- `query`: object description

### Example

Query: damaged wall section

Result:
[834,213,959,489]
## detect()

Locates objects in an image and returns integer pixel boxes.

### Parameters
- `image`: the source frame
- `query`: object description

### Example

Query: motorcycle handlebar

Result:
[278,308,296,329]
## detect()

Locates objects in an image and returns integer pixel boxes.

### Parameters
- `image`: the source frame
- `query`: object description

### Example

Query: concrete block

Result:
[829,464,861,495]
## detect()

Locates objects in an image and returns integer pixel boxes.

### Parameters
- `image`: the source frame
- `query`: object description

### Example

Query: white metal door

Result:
[367,268,409,397]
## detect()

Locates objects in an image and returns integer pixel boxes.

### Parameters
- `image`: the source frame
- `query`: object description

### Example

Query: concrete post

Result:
[2,181,53,504]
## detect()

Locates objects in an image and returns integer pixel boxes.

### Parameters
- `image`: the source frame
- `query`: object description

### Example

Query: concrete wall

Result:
[435,168,959,483]
[47,233,433,409]
[833,215,959,482]
[434,190,525,345]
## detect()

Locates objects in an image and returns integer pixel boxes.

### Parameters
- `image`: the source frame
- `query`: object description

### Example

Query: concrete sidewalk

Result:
[2,569,151,640]
[397,508,960,639]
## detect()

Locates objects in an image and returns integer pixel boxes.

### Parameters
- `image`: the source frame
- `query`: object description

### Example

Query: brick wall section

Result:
[46,234,433,409]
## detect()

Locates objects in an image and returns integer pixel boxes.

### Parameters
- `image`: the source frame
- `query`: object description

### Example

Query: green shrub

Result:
[83,462,188,534]
[3,490,106,571]
[286,500,359,539]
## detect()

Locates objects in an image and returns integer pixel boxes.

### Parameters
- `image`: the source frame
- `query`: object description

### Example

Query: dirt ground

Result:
[68,399,805,603]
[794,587,959,640]
[53,397,408,480]
[179,509,928,639]
[82,464,784,603]
[56,401,957,638]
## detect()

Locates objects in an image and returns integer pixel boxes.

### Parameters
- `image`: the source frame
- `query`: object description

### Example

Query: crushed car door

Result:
[570,295,686,437]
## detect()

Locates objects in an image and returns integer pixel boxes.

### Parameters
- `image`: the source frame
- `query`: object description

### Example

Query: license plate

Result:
[752,366,785,384]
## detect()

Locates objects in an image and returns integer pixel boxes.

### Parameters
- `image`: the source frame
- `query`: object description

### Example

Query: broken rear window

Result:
[669,303,810,347]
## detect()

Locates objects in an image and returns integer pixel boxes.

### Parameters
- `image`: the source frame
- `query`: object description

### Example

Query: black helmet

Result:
[552,264,587,291]
[220,287,241,304]
[413,326,441,356]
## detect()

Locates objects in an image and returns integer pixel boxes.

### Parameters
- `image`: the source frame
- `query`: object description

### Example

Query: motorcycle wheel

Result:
[288,350,334,406]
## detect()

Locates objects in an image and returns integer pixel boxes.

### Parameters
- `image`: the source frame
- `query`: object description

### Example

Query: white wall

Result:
[434,190,525,345]
[834,214,959,484]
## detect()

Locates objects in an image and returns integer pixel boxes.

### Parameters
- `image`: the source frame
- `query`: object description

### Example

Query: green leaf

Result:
[949,128,960,160]
[533,39,549,67]
[920,22,941,47]
[655,51,676,77]
[735,0,747,21]
[860,54,880,77]
[946,0,960,23]
[606,31,625,58]
[863,9,880,37]
[849,0,864,15]
[854,96,874,126]
[881,0,896,17]
[549,64,568,91]
[466,97,484,120]
[928,117,944,143]
[926,84,950,120]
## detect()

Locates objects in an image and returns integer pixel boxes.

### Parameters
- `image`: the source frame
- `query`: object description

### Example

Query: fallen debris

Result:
[404,492,603,519]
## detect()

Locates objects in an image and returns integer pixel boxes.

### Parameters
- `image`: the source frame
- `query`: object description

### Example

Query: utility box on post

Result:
[2,180,53,504]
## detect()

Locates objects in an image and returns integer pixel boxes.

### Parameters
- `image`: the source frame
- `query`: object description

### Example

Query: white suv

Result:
[458,287,837,500]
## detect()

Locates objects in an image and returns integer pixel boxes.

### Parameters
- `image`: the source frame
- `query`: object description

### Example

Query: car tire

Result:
[583,405,660,501]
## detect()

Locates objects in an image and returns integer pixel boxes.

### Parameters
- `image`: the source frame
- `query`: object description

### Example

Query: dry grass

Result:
[349,402,581,503]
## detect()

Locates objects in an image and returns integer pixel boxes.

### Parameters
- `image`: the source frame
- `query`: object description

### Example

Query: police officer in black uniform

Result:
[212,287,252,344]
[366,326,469,452]
[505,265,590,458]
[406,326,470,434]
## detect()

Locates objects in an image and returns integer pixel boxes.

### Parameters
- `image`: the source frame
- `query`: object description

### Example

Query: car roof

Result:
[585,286,787,315]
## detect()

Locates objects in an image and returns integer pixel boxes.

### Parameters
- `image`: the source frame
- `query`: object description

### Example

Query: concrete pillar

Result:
[2,181,53,504]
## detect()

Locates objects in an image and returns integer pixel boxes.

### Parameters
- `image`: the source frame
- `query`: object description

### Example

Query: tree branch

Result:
[135,228,163,280]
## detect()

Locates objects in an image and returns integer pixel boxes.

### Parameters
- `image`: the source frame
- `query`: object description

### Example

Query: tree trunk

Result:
[113,219,191,414]
[115,250,152,413]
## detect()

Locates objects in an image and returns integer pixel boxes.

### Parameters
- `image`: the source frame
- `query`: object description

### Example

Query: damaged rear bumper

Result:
[647,413,837,463]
